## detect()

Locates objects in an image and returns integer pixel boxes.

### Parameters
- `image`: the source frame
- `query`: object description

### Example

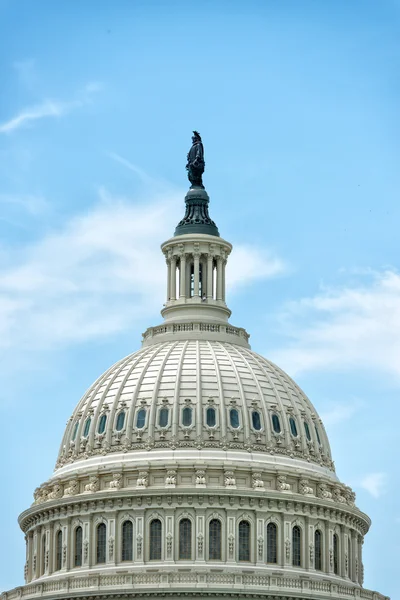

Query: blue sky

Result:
[0,0,398,595]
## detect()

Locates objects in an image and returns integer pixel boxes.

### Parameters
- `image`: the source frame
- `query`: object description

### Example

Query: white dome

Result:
[56,339,333,472]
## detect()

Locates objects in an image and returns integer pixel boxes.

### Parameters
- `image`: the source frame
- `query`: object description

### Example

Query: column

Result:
[170,257,177,301]
[180,254,186,298]
[222,259,226,302]
[207,255,213,299]
[193,253,200,298]
[216,257,223,301]
[166,259,171,301]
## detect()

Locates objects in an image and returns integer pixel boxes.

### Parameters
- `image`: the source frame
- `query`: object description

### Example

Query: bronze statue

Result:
[186,131,205,188]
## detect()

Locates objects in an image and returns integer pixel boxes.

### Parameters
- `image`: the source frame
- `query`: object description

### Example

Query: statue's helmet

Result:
[192,130,202,141]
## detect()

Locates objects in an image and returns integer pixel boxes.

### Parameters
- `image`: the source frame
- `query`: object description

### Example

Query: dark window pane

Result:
[266,522,277,563]
[315,424,321,445]
[230,408,240,429]
[97,523,106,564]
[272,414,281,433]
[315,530,322,571]
[150,519,162,560]
[179,519,192,559]
[159,407,169,428]
[348,537,352,579]
[98,414,107,434]
[56,530,62,571]
[252,410,261,431]
[333,534,339,575]
[72,421,79,441]
[116,411,125,431]
[75,527,83,567]
[238,521,250,561]
[83,417,91,438]
[209,519,221,560]
[182,406,192,426]
[136,409,146,429]
[41,535,46,575]
[304,421,311,441]
[206,407,216,427]
[289,417,298,437]
[292,526,301,567]
[122,521,133,561]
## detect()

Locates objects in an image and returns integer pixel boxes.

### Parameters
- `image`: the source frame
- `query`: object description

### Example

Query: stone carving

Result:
[277,474,291,491]
[63,479,79,497]
[83,540,89,561]
[186,131,205,188]
[165,470,177,486]
[195,470,206,485]
[136,534,143,559]
[285,538,291,561]
[343,485,356,506]
[84,475,99,493]
[32,555,36,573]
[45,550,49,570]
[197,533,204,556]
[166,533,173,557]
[258,536,264,560]
[108,536,114,560]
[309,542,314,563]
[34,486,49,504]
[62,544,67,566]
[224,471,236,487]
[47,483,63,500]
[299,479,313,495]
[228,534,234,558]
[252,472,264,490]
[329,547,333,568]
[317,482,333,500]
[355,557,359,578]
[333,486,347,504]
[137,471,148,488]
[109,473,123,490]
[345,552,349,573]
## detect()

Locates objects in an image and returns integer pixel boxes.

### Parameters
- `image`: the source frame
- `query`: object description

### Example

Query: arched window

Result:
[96,523,106,564]
[98,414,107,434]
[122,520,133,561]
[238,521,250,561]
[116,411,125,431]
[136,409,146,429]
[72,421,79,441]
[315,530,322,571]
[209,519,221,560]
[333,534,339,575]
[182,406,192,426]
[159,407,169,428]
[206,407,216,427]
[272,414,281,434]
[252,410,262,431]
[179,518,192,559]
[304,421,311,441]
[55,530,62,571]
[292,526,301,567]
[74,526,83,567]
[149,519,162,560]
[266,522,277,563]
[83,417,91,438]
[41,535,46,575]
[230,408,240,429]
[289,417,298,437]
[315,424,322,445]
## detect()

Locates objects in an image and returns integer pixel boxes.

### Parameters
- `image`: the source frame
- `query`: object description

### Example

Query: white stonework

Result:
[1,181,389,600]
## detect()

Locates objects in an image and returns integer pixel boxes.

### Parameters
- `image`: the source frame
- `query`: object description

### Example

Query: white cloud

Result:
[320,400,362,427]
[271,270,400,378]
[227,245,286,290]
[0,187,284,351]
[360,472,387,498]
[0,81,103,134]
[0,193,49,216]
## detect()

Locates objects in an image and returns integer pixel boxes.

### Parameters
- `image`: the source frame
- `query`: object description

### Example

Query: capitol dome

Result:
[4,135,389,600]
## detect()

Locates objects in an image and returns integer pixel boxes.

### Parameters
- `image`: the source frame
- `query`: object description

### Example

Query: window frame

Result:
[121,520,133,562]
[271,413,281,434]
[96,523,107,564]
[292,525,302,567]
[238,520,251,562]
[178,518,192,560]
[74,526,83,568]
[149,518,162,561]
[266,521,278,564]
[208,518,222,560]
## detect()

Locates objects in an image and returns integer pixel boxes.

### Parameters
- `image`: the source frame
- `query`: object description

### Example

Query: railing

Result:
[143,322,250,343]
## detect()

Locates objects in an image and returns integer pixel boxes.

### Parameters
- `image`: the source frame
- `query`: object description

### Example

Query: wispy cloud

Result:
[360,472,387,498]
[0,193,49,216]
[227,245,286,290]
[0,81,103,134]
[271,270,400,379]
[320,400,362,427]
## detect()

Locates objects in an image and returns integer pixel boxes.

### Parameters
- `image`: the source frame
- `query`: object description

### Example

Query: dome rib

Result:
[205,340,227,440]
[147,341,180,441]
[171,340,190,442]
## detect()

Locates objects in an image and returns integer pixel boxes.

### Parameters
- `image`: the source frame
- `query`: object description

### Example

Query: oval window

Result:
[315,424,322,445]
[272,414,281,434]
[72,421,79,441]
[206,407,216,427]
[136,409,146,429]
[182,406,192,427]
[159,407,169,428]
[98,414,107,435]
[289,417,298,437]
[116,411,125,431]
[252,410,262,431]
[230,408,240,429]
[83,417,91,438]
[304,421,311,441]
